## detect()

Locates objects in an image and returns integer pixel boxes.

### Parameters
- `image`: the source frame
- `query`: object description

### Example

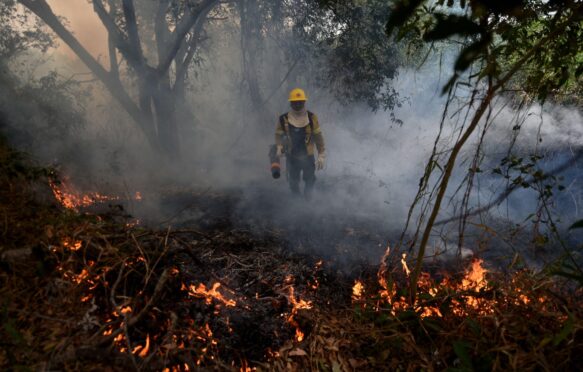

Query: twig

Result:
[98,268,170,346]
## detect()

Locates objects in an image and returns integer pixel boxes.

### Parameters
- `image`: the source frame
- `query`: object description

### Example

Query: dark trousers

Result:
[287,155,316,199]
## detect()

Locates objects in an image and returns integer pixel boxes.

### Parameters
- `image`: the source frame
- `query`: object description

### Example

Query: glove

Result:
[276,145,284,157]
[316,153,326,170]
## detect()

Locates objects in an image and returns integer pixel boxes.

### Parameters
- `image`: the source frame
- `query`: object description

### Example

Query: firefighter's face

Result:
[290,101,305,111]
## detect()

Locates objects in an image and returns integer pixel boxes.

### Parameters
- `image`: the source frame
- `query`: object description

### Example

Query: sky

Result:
[46,0,108,65]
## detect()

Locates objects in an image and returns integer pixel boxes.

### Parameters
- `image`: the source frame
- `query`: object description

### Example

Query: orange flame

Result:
[295,328,305,342]
[49,176,142,211]
[135,334,150,358]
[285,283,312,342]
[352,280,364,302]
[187,282,236,307]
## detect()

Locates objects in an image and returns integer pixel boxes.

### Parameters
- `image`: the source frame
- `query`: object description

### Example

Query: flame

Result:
[286,284,312,342]
[452,259,492,315]
[48,176,142,211]
[132,334,150,357]
[187,282,236,307]
[373,244,497,317]
[377,244,395,303]
[352,280,364,302]
[460,259,488,291]
[295,328,305,342]
[288,286,312,311]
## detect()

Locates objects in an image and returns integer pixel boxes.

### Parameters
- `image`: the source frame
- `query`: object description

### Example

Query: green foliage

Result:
[293,0,403,111]
[385,0,582,100]
[0,62,86,152]
[0,0,53,58]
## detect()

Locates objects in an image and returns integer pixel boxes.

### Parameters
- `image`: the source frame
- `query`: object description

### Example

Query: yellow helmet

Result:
[288,88,307,102]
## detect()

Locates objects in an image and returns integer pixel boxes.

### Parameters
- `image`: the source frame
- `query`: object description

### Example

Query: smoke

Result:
[3,2,583,269]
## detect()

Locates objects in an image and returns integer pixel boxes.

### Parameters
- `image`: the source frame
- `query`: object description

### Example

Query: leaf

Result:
[553,313,574,346]
[454,37,489,72]
[441,73,459,94]
[423,14,482,41]
[385,0,424,37]
[452,340,472,369]
[568,220,583,230]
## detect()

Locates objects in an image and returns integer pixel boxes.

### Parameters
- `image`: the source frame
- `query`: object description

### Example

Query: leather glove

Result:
[276,145,284,157]
[316,152,326,170]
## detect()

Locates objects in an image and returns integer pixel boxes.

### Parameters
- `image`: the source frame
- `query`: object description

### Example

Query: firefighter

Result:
[275,88,326,199]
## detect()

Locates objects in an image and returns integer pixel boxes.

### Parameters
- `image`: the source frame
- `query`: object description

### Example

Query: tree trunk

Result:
[154,74,180,158]
[239,0,271,124]
[19,0,158,148]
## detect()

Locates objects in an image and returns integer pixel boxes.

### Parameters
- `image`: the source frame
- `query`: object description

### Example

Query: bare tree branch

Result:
[106,0,119,80]
[121,0,144,67]
[19,0,157,147]
[91,0,145,72]
[157,0,219,75]
[435,149,583,226]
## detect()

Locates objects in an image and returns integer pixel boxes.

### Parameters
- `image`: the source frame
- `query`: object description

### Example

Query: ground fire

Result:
[2,0,583,370]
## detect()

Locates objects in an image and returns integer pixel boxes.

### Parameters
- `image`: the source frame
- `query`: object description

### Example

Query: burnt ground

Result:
[132,182,399,274]
[3,171,583,370]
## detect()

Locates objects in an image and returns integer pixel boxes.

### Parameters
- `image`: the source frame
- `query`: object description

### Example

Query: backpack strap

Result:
[307,111,314,133]
[279,113,289,135]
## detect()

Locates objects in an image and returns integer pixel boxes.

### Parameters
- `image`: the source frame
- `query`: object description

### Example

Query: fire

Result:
[352,280,364,302]
[460,259,488,291]
[186,282,237,307]
[452,259,492,315]
[132,334,150,357]
[62,238,82,251]
[288,286,312,312]
[309,260,324,290]
[48,176,143,211]
[373,244,496,317]
[295,328,305,342]
[285,283,312,342]
[377,245,396,303]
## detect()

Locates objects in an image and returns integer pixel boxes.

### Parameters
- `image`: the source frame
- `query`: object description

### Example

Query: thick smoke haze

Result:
[3,2,582,269]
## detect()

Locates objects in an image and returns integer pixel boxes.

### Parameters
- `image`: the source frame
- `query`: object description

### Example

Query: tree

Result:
[380,0,582,303]
[18,0,220,157]
[0,0,53,59]
[232,0,403,119]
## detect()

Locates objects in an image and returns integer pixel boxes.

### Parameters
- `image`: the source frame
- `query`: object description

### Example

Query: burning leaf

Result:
[352,280,364,302]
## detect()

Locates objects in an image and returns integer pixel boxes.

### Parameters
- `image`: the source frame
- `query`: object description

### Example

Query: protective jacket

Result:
[275,111,325,157]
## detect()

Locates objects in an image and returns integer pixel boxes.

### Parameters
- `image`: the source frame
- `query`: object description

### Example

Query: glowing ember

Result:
[62,238,82,251]
[132,334,150,357]
[352,280,364,302]
[120,305,132,315]
[187,282,237,307]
